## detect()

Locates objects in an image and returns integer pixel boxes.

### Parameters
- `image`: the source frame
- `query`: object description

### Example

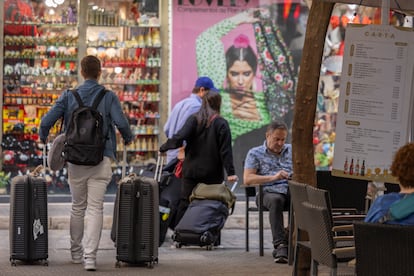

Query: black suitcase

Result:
[158,172,181,246]
[9,166,48,266]
[172,182,238,250]
[114,171,159,268]
[172,199,228,250]
[113,155,181,247]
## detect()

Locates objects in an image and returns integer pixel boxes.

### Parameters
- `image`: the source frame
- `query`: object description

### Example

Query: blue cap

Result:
[194,76,219,92]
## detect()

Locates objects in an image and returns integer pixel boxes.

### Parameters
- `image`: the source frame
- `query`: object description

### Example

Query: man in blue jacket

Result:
[39,55,133,271]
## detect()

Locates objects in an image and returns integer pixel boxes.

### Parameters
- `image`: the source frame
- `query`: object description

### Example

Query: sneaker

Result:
[273,244,288,264]
[84,258,96,271]
[71,252,83,264]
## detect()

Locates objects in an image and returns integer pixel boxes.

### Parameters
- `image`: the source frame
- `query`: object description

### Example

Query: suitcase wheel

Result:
[200,231,213,244]
[115,261,121,268]
[147,261,155,269]
[206,245,213,251]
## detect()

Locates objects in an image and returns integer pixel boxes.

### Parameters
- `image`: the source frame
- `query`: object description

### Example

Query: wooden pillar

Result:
[292,0,334,188]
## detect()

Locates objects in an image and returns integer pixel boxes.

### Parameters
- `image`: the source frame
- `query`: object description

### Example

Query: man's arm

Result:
[243,167,290,186]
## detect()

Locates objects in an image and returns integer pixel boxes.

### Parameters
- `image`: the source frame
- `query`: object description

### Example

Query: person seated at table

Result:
[365,142,414,225]
[243,121,292,264]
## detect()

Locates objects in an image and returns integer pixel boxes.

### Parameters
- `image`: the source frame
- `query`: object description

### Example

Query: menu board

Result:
[332,24,414,183]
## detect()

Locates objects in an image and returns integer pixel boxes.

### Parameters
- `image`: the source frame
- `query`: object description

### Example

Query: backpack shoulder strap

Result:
[92,87,107,109]
[390,193,414,220]
[379,193,414,223]
[72,89,84,107]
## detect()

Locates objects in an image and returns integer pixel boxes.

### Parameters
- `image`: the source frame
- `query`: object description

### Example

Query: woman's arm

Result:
[159,116,197,152]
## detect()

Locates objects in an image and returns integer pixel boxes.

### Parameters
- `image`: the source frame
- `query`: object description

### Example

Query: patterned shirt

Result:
[244,142,292,195]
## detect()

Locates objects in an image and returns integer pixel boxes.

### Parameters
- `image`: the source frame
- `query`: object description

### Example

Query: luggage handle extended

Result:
[121,144,164,182]
[154,154,164,182]
[228,180,238,193]
[122,143,127,179]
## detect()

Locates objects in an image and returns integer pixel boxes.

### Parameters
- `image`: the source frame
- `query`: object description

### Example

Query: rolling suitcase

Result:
[172,199,228,250]
[172,182,238,250]
[158,172,181,246]
[9,165,48,266]
[114,147,159,268]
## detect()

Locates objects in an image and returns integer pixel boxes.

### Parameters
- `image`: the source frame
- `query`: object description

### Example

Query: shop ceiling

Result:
[322,0,414,16]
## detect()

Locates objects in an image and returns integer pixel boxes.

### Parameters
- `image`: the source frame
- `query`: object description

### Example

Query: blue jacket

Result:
[365,193,414,225]
[39,79,133,160]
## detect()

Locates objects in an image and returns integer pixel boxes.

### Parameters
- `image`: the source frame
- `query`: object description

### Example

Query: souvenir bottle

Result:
[360,160,365,176]
[344,156,349,174]
[355,159,360,176]
[349,158,354,175]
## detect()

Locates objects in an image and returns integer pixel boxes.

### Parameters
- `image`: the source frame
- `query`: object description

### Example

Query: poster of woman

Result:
[172,0,308,177]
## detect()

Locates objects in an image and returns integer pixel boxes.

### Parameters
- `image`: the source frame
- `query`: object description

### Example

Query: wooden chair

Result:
[302,202,355,276]
[354,221,414,276]
[244,184,292,261]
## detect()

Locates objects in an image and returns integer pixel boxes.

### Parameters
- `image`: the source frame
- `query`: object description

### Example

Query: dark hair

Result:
[391,142,414,188]
[225,45,258,74]
[267,121,288,133]
[81,55,101,79]
[192,87,201,94]
[195,91,221,129]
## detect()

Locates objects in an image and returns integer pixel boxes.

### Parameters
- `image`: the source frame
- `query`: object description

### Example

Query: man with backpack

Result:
[39,55,133,271]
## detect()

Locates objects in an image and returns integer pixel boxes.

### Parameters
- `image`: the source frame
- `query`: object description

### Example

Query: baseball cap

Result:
[194,76,219,92]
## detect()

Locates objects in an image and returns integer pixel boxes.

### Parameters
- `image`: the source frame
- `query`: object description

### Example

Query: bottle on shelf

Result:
[355,159,360,176]
[349,158,354,175]
[360,160,366,176]
[343,156,349,174]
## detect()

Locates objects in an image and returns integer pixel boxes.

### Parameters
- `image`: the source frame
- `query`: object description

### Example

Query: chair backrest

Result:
[245,186,257,198]
[243,158,257,200]
[354,221,414,276]
[302,201,337,268]
[288,180,308,231]
[306,185,334,225]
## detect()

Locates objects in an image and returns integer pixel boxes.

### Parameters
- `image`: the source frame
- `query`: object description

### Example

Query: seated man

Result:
[243,121,292,264]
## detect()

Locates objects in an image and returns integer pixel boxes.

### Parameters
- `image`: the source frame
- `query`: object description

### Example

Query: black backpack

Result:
[64,88,107,165]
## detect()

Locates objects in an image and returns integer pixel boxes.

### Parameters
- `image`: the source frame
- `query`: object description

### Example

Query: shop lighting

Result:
[45,0,65,8]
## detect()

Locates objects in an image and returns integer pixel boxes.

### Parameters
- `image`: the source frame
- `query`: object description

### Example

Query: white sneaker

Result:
[84,258,96,271]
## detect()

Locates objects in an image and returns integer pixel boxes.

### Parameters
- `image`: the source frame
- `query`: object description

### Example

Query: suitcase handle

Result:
[154,154,164,182]
[41,143,47,176]
[122,144,127,179]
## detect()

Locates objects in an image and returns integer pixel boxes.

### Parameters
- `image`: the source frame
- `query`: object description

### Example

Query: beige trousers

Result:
[67,157,112,260]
